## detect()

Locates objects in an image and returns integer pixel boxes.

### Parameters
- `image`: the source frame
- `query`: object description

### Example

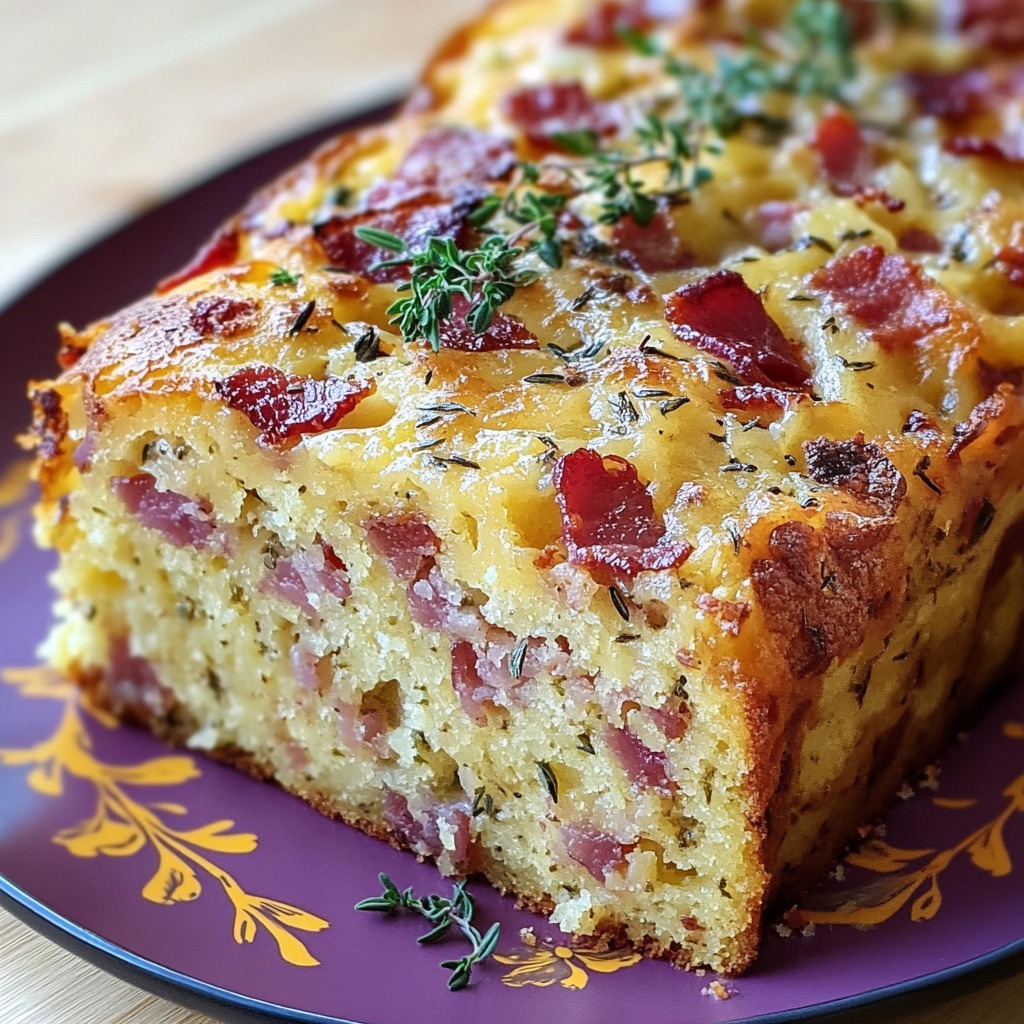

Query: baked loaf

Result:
[26,0,1024,974]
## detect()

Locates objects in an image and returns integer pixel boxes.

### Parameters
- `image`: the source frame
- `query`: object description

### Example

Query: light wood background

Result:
[0,2,1021,1021]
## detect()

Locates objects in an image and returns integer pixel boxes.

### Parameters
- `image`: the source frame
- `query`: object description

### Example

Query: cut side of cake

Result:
[24,0,1024,974]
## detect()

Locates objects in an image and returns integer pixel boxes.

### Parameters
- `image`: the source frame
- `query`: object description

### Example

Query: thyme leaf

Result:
[355,874,500,991]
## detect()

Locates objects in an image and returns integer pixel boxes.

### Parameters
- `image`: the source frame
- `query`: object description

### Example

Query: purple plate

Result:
[1,103,1022,1024]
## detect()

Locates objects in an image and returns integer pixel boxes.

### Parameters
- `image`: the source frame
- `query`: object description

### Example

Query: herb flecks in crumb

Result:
[354,874,500,991]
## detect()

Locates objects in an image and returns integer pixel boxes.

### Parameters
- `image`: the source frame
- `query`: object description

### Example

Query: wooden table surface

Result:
[0,2,1022,1021]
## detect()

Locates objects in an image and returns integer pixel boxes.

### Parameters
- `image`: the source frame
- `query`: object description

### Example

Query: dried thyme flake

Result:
[660,396,691,416]
[287,299,316,336]
[609,584,631,622]
[537,761,559,802]
[509,638,529,679]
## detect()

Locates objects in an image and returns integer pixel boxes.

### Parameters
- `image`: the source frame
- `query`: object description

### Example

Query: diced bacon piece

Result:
[905,68,1001,119]
[832,183,906,212]
[605,724,676,793]
[189,295,257,339]
[613,211,694,273]
[898,227,943,254]
[436,295,539,352]
[696,593,750,635]
[112,473,214,548]
[314,192,478,283]
[450,641,493,724]
[335,699,391,758]
[719,383,803,415]
[381,790,474,869]
[813,108,868,186]
[503,82,621,151]
[998,246,1024,287]
[364,127,516,207]
[290,642,331,693]
[407,567,489,643]
[808,245,952,351]
[561,822,635,881]
[747,200,802,253]
[952,0,1024,52]
[157,227,239,294]
[382,790,427,851]
[365,515,440,581]
[563,0,691,47]
[649,702,690,741]
[216,364,375,446]
[665,270,810,388]
[450,633,543,721]
[554,448,691,584]
[264,543,351,618]
[106,637,174,722]
[944,133,1024,164]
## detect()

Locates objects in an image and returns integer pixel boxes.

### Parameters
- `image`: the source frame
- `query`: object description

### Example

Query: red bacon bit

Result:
[947,391,1007,457]
[112,473,214,549]
[563,0,692,47]
[944,133,1024,164]
[106,637,175,723]
[605,724,676,793]
[809,246,952,351]
[613,211,694,274]
[695,593,750,635]
[503,82,620,151]
[216,365,374,446]
[665,270,810,388]
[365,515,440,581]
[264,543,351,618]
[954,0,1024,52]
[719,383,802,416]
[157,227,239,294]
[898,228,943,254]
[905,68,1001,119]
[649,701,690,741]
[560,822,635,881]
[813,108,867,185]
[450,641,492,724]
[382,790,474,869]
[748,200,802,253]
[365,127,517,207]
[998,246,1024,287]
[189,295,257,339]
[554,448,691,584]
[314,192,477,283]
[832,183,906,212]
[335,699,392,758]
[290,642,330,693]
[436,295,538,352]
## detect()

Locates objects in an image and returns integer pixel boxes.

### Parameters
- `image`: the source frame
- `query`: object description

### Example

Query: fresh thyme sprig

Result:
[353,0,856,348]
[354,873,501,991]
[355,228,538,351]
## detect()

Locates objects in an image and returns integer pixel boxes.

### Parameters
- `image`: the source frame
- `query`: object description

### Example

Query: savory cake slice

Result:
[25,0,1024,973]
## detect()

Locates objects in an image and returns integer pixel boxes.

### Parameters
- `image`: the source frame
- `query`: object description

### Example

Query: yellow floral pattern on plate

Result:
[495,941,641,989]
[791,721,1024,930]
[0,666,329,966]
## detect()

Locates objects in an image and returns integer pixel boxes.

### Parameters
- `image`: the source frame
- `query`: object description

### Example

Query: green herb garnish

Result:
[354,229,537,352]
[270,267,301,286]
[355,874,500,991]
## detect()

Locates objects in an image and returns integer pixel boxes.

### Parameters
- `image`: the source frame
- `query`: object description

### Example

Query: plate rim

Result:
[1,96,1023,1024]
[4,869,1023,1024]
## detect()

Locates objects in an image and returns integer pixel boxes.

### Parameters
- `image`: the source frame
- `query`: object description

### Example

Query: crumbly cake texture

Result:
[25,0,1024,974]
